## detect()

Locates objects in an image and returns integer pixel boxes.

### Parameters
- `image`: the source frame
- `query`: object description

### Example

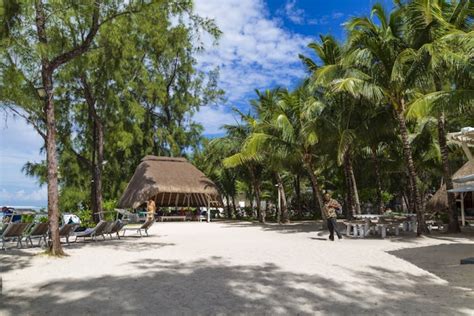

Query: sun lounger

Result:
[59,223,79,245]
[24,222,49,247]
[105,220,125,239]
[74,220,108,242]
[121,218,154,237]
[1,222,31,250]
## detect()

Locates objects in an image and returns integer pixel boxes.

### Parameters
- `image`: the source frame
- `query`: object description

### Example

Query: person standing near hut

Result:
[147,198,156,221]
[323,192,342,241]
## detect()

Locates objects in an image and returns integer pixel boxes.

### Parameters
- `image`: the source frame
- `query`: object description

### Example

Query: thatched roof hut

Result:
[118,156,222,209]
[425,161,474,212]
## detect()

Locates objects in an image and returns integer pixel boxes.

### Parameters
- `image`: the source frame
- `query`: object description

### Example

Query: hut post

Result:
[186,194,190,211]
[160,193,165,207]
[207,194,211,223]
[460,192,466,226]
[175,193,179,212]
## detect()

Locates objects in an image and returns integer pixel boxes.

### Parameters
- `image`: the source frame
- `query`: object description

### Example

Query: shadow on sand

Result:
[0,236,175,274]
[2,256,473,315]
[390,243,474,291]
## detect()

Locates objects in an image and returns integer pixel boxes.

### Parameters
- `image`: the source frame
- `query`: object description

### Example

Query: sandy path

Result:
[1,221,473,315]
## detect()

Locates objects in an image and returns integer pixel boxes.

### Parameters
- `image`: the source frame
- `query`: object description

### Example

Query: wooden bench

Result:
[158,216,186,222]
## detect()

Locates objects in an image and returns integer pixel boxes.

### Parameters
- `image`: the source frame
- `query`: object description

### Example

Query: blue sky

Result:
[0,0,396,207]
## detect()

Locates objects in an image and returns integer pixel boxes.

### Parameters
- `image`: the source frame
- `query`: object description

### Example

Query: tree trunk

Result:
[345,151,361,214]
[294,174,302,218]
[249,167,264,223]
[90,107,97,219]
[303,158,324,219]
[231,194,237,216]
[395,105,429,235]
[225,194,232,218]
[254,181,263,222]
[82,76,103,222]
[276,172,289,223]
[43,72,64,256]
[95,118,104,216]
[35,0,64,256]
[438,113,460,233]
[371,146,384,214]
[343,156,355,218]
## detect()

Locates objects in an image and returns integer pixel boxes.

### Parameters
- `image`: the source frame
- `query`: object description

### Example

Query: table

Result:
[158,216,186,222]
[343,217,417,238]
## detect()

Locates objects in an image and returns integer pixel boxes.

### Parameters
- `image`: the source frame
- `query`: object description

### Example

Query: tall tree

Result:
[0,0,220,254]
[403,0,473,233]
[328,4,431,234]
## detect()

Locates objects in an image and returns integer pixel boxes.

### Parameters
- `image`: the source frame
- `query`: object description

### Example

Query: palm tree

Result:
[403,0,473,233]
[359,107,398,213]
[323,3,431,234]
[222,111,266,222]
[234,86,327,219]
[195,139,238,218]
[302,35,363,216]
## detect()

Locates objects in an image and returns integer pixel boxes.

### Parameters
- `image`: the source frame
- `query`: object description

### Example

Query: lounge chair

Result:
[1,223,31,250]
[24,222,49,247]
[74,220,108,242]
[105,220,125,239]
[59,223,78,245]
[102,221,115,235]
[121,218,154,237]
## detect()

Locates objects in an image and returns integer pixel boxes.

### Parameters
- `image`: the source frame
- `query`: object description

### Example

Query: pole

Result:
[278,185,281,222]
[461,192,465,226]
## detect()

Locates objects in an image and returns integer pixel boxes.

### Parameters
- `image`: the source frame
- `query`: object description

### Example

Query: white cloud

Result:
[0,116,46,206]
[0,187,47,203]
[194,105,238,136]
[284,0,305,25]
[194,0,311,104]
[308,11,345,26]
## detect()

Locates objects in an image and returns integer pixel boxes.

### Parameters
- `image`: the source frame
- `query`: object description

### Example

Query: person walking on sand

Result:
[323,193,342,241]
[147,198,156,221]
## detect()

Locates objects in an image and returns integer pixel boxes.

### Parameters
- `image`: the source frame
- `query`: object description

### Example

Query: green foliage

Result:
[21,214,35,223]
[76,210,95,228]
[1,0,224,212]
[103,200,117,212]
[1,0,471,223]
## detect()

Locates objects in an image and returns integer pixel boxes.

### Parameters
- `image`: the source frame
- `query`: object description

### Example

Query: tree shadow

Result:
[2,257,473,315]
[65,239,175,253]
[389,243,474,291]
[0,237,175,274]
[221,220,325,234]
[0,249,35,274]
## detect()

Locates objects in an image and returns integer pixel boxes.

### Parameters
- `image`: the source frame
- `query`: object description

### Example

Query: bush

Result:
[22,214,35,223]
[103,199,117,212]
[77,210,95,228]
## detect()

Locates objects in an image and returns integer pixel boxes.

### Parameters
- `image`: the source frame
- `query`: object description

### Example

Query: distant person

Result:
[323,193,342,241]
[147,198,156,221]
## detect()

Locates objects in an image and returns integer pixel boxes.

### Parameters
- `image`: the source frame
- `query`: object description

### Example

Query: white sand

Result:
[1,221,473,315]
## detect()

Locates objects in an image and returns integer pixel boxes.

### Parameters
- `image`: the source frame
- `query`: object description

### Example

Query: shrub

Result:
[77,209,95,228]
[22,214,35,223]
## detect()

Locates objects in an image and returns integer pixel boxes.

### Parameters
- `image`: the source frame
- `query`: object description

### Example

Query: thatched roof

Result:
[118,156,222,209]
[425,161,474,212]
[448,127,474,147]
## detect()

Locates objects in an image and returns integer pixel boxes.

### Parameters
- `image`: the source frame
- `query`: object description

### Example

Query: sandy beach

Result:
[1,221,473,315]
